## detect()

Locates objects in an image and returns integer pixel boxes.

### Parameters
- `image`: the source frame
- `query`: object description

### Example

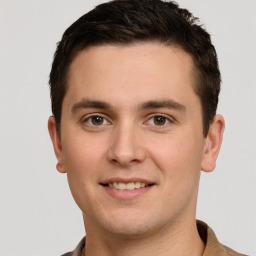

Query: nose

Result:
[107,122,146,167]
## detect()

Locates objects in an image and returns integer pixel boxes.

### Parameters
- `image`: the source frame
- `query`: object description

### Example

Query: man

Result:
[48,0,246,255]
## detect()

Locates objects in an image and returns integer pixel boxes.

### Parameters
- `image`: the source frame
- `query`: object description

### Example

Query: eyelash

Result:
[145,114,174,127]
[82,114,111,126]
[81,113,175,128]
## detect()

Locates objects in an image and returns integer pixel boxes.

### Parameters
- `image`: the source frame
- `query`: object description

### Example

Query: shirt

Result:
[61,220,247,256]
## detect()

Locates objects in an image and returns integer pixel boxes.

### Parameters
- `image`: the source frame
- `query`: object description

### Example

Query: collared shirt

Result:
[61,220,247,256]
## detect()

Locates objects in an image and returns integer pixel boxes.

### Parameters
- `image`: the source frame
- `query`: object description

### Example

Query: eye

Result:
[152,116,167,125]
[83,115,110,126]
[146,115,173,126]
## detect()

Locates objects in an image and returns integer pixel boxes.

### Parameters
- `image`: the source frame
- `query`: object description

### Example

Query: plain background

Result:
[0,0,255,255]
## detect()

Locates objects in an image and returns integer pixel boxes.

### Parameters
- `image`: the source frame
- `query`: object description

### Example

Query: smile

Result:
[107,182,150,190]
[100,180,154,200]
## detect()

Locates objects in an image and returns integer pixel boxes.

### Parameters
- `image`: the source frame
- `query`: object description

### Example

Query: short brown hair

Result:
[49,0,221,136]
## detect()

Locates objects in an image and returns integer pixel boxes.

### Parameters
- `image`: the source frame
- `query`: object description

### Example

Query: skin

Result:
[48,43,224,256]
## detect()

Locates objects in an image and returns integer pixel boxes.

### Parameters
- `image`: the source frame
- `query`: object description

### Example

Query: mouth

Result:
[101,181,153,190]
[100,179,155,200]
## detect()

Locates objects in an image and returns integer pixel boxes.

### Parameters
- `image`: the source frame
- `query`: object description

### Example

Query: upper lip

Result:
[100,178,155,185]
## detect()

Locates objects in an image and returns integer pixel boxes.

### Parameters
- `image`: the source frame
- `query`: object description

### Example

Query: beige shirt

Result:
[61,220,247,256]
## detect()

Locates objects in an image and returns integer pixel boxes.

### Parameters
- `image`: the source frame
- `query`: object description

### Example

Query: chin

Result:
[97,210,166,239]
[106,222,153,238]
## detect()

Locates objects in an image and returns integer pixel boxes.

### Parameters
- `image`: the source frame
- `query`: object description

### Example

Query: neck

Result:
[83,218,205,256]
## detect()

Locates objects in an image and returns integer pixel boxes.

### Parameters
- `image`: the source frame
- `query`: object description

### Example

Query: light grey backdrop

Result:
[0,0,255,255]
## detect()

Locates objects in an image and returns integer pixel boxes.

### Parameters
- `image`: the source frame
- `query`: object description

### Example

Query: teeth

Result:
[135,182,141,189]
[126,182,135,190]
[108,182,148,190]
[119,183,126,190]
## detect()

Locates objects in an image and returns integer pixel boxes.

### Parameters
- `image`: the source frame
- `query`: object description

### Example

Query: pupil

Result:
[92,116,103,125]
[154,116,166,125]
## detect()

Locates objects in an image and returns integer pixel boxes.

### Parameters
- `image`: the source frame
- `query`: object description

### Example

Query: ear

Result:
[48,116,66,173]
[201,114,225,172]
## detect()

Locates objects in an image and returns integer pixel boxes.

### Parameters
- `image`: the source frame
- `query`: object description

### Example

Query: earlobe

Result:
[201,114,225,172]
[48,116,66,173]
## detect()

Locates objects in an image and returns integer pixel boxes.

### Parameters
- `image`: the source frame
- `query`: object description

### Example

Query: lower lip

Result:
[102,185,153,200]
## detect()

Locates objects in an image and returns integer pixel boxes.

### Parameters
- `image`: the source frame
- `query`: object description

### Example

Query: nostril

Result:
[110,157,141,166]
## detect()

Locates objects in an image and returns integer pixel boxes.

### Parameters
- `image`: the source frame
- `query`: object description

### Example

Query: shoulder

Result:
[61,253,73,256]
[223,245,248,256]
[60,237,85,256]
[197,220,248,256]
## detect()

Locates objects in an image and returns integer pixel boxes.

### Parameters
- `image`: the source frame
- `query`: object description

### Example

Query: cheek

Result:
[148,132,204,178]
[61,135,106,210]
[61,133,108,201]
[62,131,106,173]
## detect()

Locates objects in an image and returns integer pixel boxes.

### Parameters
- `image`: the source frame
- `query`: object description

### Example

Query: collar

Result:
[197,220,245,256]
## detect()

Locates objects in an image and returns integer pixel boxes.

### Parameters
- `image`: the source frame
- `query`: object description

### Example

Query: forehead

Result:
[65,42,198,111]
[69,42,194,75]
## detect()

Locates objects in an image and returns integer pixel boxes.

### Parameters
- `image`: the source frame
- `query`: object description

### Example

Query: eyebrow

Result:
[71,98,186,113]
[71,99,112,112]
[138,99,186,112]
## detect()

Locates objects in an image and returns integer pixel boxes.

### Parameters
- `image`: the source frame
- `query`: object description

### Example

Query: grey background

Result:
[0,0,255,255]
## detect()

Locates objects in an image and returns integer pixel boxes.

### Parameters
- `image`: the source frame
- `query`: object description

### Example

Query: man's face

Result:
[49,43,222,238]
